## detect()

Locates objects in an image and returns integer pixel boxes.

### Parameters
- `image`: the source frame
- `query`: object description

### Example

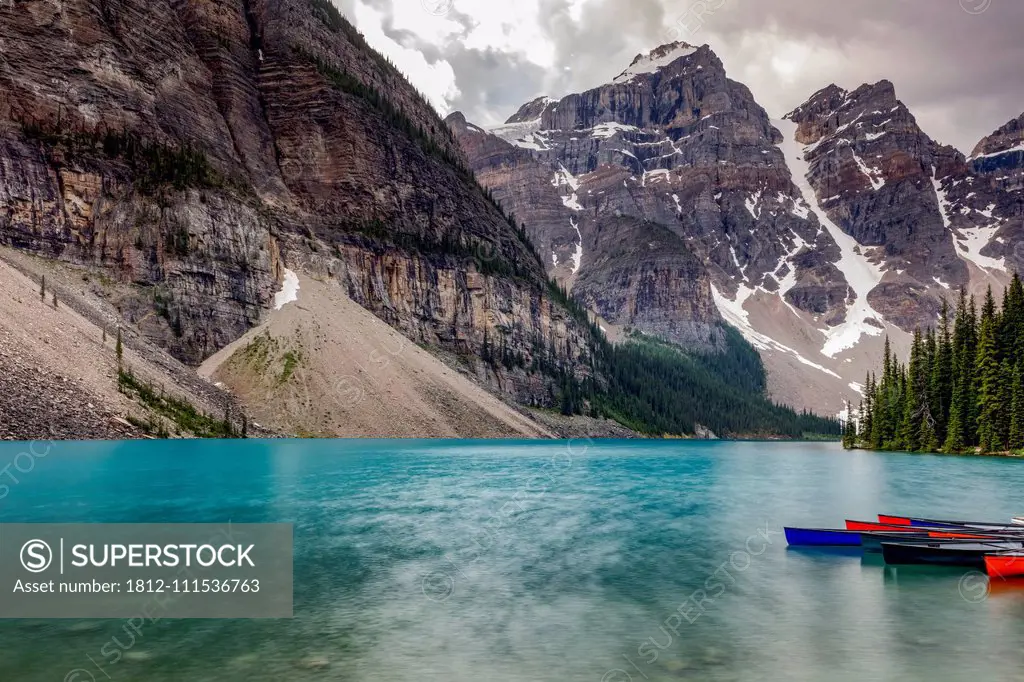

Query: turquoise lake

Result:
[1,439,1024,681]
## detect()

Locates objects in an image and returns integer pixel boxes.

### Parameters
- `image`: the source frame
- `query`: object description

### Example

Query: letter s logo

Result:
[20,539,52,573]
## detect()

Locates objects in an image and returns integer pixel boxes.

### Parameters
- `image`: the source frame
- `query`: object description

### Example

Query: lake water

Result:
[1,439,1024,681]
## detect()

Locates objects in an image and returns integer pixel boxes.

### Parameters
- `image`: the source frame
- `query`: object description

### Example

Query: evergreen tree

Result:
[974,287,1001,453]
[842,401,857,448]
[1010,361,1024,451]
[930,299,953,445]
[898,330,925,451]
[859,279,1024,455]
[965,294,980,444]
[1007,274,1024,360]
[860,372,874,442]
[944,290,973,452]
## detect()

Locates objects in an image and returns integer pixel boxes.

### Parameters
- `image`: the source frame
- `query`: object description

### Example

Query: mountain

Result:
[448,42,849,352]
[449,43,1024,415]
[0,4,837,439]
[0,0,598,437]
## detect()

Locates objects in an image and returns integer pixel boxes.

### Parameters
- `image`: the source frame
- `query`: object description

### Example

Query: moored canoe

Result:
[785,527,862,546]
[859,532,935,552]
[880,515,1021,532]
[846,520,925,532]
[861,532,1010,552]
[984,552,1024,578]
[881,540,1024,568]
[844,520,988,537]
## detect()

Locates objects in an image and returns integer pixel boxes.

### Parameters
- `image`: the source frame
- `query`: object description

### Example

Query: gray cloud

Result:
[443,47,551,124]
[351,0,1024,151]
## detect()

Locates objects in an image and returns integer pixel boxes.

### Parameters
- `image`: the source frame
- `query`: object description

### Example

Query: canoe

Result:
[846,520,928,532]
[861,532,1013,552]
[985,552,1024,578]
[881,540,1024,568]
[859,532,936,552]
[879,515,1022,532]
[844,520,991,538]
[785,527,863,546]
[1012,517,1024,526]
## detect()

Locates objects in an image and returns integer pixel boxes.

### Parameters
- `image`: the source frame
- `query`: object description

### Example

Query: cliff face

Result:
[448,42,1024,414]
[787,85,1023,328]
[784,80,969,329]
[0,0,594,407]
[450,42,853,351]
[970,113,1024,193]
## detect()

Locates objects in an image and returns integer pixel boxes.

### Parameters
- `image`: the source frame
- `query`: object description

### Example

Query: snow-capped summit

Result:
[612,41,699,84]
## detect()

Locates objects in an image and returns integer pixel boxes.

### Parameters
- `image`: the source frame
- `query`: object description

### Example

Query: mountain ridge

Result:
[0,7,839,439]
[448,40,1024,415]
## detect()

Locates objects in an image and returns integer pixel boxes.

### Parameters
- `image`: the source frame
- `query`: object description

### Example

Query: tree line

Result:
[564,328,841,438]
[844,275,1024,454]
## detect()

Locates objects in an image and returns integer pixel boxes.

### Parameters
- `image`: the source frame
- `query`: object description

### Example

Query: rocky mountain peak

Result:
[969,112,1024,192]
[854,79,897,102]
[505,96,558,124]
[971,112,1024,158]
[787,79,910,147]
[787,84,847,121]
[445,111,469,127]
[611,41,702,84]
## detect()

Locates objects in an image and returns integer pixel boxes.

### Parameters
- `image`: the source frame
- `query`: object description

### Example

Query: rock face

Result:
[970,113,1024,193]
[0,0,594,408]
[449,42,848,351]
[450,42,1024,413]
[784,80,969,329]
[787,85,1024,326]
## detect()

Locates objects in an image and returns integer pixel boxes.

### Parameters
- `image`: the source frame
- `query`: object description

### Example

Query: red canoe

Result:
[847,519,995,539]
[985,552,1024,579]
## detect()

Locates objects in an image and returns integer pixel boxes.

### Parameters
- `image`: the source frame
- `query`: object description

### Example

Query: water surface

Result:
[1,439,1023,681]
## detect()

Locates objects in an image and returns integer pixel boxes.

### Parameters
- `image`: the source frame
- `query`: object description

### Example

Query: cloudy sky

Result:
[331,0,1023,154]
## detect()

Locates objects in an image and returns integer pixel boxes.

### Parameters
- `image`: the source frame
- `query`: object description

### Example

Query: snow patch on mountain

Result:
[552,164,584,211]
[642,168,670,186]
[274,269,300,310]
[851,151,886,190]
[955,225,1006,272]
[744,190,762,219]
[488,118,550,150]
[612,42,698,84]
[711,284,841,378]
[931,169,954,229]
[970,142,1024,161]
[570,217,583,274]
[775,118,885,357]
[591,122,640,139]
[933,168,1006,272]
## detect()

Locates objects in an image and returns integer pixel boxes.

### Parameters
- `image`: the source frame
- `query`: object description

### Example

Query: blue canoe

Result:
[784,527,863,546]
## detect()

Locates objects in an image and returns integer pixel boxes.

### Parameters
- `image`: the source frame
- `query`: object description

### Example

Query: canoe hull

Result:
[859,533,936,552]
[881,541,1024,568]
[901,517,1020,532]
[985,553,1024,578]
[785,527,862,547]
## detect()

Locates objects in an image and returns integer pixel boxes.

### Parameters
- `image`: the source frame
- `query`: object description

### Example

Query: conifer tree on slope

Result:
[975,287,1002,453]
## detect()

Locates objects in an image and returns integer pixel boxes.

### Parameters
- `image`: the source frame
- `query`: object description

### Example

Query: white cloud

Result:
[345,0,1024,153]
[353,2,461,114]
